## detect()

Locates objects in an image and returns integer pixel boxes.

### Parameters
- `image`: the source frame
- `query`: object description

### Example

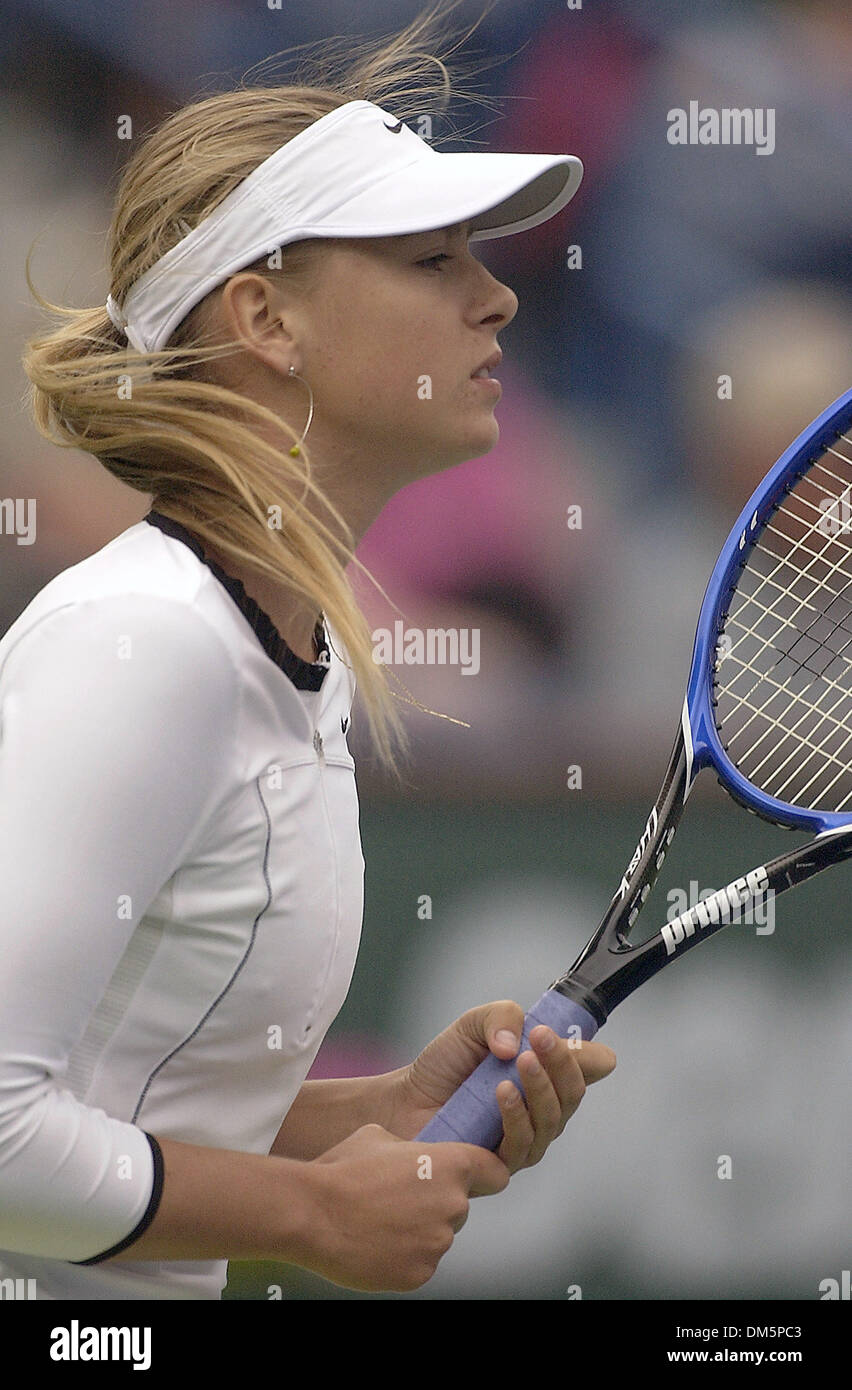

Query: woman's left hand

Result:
[382,1000,616,1174]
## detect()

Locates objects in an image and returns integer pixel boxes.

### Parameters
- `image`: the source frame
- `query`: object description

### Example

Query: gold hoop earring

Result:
[288,364,314,457]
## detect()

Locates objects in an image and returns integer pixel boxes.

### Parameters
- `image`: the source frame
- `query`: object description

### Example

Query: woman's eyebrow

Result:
[410,221,472,243]
[444,220,473,239]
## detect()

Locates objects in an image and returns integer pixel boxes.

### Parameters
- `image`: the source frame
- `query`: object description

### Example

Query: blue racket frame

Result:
[417,386,852,1151]
[685,385,852,835]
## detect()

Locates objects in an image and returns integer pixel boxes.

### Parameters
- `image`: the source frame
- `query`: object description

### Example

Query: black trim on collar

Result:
[144,510,329,692]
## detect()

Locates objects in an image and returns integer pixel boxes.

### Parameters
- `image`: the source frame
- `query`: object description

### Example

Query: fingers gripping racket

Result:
[417,386,852,1150]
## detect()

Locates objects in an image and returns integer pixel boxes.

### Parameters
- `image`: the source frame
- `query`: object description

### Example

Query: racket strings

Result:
[723,453,852,669]
[718,443,852,796]
[722,488,852,736]
[725,521,852,741]
[720,646,852,811]
[722,472,850,717]
[714,428,852,811]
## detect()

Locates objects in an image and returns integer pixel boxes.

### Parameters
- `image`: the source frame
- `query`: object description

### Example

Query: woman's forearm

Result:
[108,1070,409,1263]
[269,1068,408,1160]
[105,1136,318,1263]
[115,1119,510,1294]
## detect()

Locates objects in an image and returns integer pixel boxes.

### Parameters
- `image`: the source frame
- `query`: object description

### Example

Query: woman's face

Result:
[289,221,519,489]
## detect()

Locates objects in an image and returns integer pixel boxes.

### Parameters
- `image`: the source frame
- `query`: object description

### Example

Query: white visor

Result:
[107,98,583,354]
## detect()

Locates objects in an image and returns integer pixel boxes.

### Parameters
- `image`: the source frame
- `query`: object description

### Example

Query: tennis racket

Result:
[417,385,852,1149]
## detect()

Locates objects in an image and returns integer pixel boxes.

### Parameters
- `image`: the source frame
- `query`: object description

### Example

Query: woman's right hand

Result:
[293,1123,509,1292]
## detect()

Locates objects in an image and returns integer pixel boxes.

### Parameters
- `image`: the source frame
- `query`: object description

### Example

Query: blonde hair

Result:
[23,0,506,774]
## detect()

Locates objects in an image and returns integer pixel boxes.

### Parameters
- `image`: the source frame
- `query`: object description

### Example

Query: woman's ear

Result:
[219,273,295,374]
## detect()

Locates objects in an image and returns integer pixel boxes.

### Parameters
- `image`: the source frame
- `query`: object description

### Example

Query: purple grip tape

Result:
[415,989,599,1150]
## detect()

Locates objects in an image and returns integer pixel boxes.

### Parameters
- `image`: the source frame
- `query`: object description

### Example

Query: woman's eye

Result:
[417,253,452,271]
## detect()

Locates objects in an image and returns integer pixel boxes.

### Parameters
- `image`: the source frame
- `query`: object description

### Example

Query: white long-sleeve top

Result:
[0,510,365,1299]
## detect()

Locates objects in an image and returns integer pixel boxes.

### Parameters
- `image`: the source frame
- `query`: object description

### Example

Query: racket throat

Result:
[551,976,610,1027]
[551,729,699,1021]
[553,932,673,1020]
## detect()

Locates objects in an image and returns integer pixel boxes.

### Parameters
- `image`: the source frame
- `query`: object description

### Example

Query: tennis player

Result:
[1,11,615,1298]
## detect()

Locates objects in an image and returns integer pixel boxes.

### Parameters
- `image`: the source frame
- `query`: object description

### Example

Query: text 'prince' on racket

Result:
[418,385,852,1151]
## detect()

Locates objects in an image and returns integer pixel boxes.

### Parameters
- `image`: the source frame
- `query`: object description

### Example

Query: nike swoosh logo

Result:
[384,119,404,134]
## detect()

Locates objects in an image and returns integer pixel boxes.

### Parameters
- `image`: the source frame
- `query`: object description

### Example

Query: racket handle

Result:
[415,990,599,1150]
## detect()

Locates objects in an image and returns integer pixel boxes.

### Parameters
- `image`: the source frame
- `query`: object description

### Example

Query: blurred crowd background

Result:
[1,0,850,1300]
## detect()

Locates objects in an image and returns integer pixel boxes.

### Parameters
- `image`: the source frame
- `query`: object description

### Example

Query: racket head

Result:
[685,386,852,835]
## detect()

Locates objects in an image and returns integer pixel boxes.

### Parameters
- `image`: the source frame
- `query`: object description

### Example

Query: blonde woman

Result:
[1,3,615,1299]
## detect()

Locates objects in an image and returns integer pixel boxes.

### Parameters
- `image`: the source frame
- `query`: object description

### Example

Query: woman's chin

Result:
[460,416,501,458]
[400,419,501,480]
